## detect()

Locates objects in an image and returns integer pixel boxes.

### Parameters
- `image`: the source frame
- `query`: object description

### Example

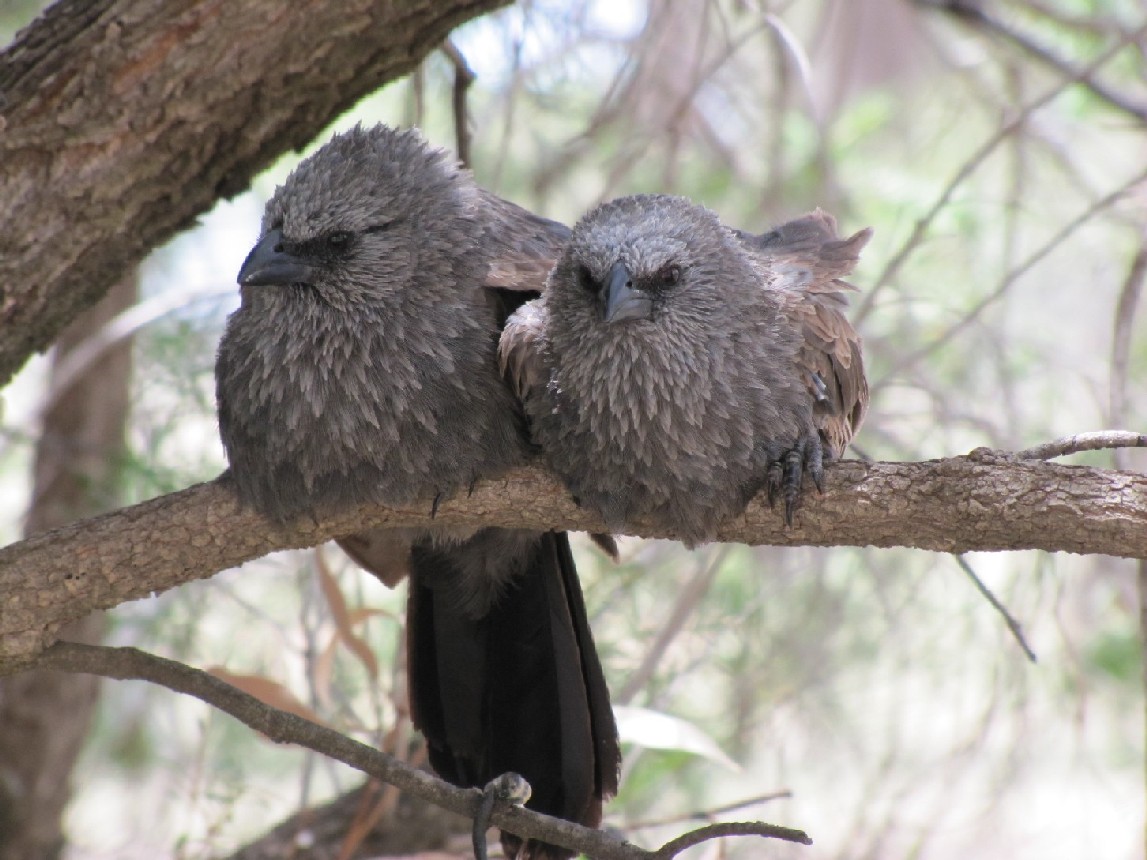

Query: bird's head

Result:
[236,124,481,312]
[549,194,752,333]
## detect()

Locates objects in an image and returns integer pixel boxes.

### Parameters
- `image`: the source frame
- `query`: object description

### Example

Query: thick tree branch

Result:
[36,642,810,859]
[2,449,1146,670]
[0,0,510,387]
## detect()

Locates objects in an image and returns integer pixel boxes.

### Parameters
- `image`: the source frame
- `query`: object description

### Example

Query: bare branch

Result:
[651,821,812,858]
[1110,244,1147,455]
[1017,431,1147,461]
[854,22,1147,324]
[627,791,793,831]
[3,448,1147,670]
[952,554,1037,663]
[615,546,729,704]
[870,166,1147,393]
[917,0,1147,123]
[35,642,809,860]
[442,39,476,169]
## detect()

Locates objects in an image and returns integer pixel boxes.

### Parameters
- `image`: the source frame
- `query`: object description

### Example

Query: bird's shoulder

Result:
[477,190,570,294]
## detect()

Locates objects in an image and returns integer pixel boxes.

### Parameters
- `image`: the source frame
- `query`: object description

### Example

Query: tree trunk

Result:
[0,274,135,860]
[0,0,510,388]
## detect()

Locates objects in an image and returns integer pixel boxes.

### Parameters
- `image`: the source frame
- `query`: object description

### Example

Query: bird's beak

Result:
[604,262,653,324]
[237,229,317,287]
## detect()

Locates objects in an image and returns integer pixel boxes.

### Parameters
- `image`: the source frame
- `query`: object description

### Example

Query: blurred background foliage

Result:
[2,0,1146,858]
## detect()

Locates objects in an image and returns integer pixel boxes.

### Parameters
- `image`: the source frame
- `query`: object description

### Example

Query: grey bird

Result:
[215,124,619,860]
[500,194,869,546]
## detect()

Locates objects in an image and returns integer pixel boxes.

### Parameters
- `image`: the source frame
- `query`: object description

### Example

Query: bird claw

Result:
[765,460,783,510]
[472,772,532,860]
[766,432,825,526]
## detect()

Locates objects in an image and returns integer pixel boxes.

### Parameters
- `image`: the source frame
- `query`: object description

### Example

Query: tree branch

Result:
[0,0,510,387]
[1017,430,1147,460]
[916,0,1147,123]
[36,642,810,860]
[2,447,1146,669]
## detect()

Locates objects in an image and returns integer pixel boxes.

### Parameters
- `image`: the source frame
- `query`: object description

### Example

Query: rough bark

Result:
[0,274,135,860]
[0,0,510,388]
[1,450,1145,672]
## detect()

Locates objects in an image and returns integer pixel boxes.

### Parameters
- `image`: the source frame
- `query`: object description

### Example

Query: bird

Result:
[500,193,869,547]
[214,124,619,859]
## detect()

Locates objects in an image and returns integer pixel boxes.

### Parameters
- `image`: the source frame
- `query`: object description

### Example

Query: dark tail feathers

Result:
[406,529,620,859]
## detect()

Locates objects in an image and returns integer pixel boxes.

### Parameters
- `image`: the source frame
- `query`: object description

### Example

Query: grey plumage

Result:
[216,127,524,526]
[215,124,618,860]
[501,194,869,546]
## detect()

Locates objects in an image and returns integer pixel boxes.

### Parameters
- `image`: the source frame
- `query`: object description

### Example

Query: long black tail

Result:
[406,529,620,859]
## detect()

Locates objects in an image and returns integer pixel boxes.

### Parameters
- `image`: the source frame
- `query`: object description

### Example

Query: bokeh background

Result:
[2,1,1146,858]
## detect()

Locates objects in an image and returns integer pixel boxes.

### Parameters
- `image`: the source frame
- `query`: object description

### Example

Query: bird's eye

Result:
[326,230,354,250]
[363,221,395,234]
[576,265,601,294]
[659,265,681,288]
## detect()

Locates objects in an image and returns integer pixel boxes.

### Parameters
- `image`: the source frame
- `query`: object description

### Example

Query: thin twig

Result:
[1110,243,1147,462]
[871,165,1147,392]
[917,0,1147,123]
[441,39,476,169]
[952,555,1037,663]
[1017,430,1147,461]
[627,790,793,831]
[34,642,810,859]
[651,821,812,859]
[616,546,730,705]
[854,22,1147,324]
[43,282,235,417]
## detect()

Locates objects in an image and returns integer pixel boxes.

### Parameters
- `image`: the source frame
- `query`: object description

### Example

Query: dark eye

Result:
[364,221,395,234]
[577,265,601,293]
[659,265,681,288]
[327,230,354,250]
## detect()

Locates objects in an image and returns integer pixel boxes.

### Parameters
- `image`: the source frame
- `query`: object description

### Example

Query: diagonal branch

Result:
[36,641,810,860]
[2,445,1147,670]
[916,0,1147,123]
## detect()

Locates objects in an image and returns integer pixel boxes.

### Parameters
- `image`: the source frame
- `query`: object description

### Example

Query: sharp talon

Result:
[766,460,783,509]
[783,447,803,526]
[430,492,443,519]
[473,773,532,860]
[807,433,825,494]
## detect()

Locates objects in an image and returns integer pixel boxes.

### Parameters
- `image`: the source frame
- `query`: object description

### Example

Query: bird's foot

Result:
[473,772,532,860]
[765,432,825,526]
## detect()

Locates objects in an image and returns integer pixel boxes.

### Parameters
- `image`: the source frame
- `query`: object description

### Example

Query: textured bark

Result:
[0,274,135,860]
[0,0,510,388]
[1,450,1145,671]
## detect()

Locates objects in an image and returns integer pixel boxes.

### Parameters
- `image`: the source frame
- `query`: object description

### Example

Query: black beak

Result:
[603,262,653,324]
[237,229,317,287]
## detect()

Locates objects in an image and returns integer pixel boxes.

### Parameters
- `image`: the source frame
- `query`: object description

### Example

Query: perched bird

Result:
[501,194,869,546]
[215,124,619,859]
